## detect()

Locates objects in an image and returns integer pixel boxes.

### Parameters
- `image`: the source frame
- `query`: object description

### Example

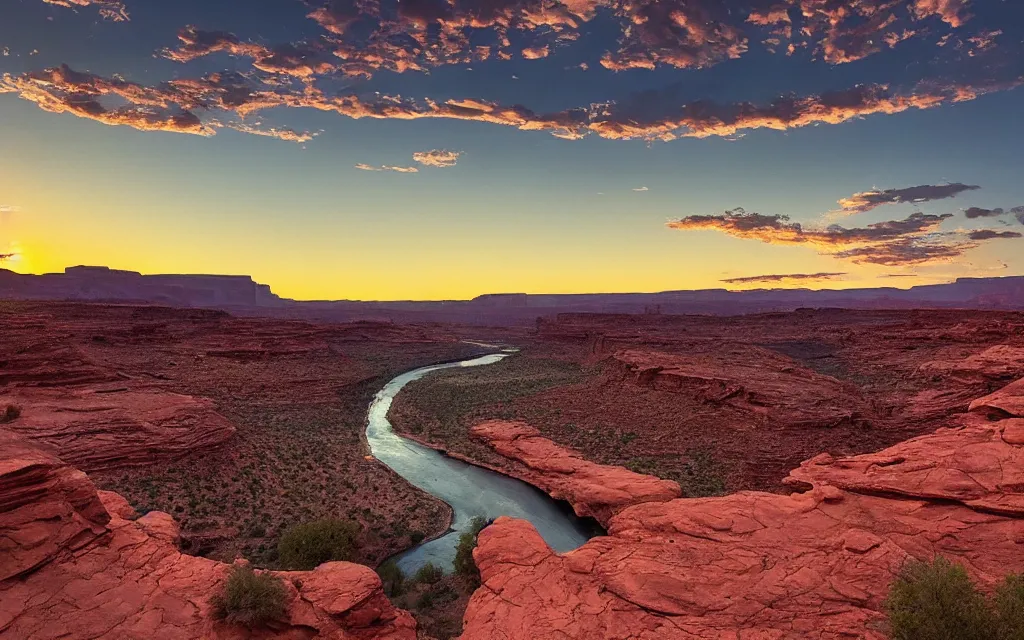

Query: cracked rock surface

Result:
[460,376,1024,639]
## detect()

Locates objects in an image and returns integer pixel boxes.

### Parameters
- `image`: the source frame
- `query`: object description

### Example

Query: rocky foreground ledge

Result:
[0,427,416,639]
[459,376,1024,639]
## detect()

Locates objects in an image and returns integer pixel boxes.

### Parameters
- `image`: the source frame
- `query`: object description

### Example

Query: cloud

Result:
[226,123,318,143]
[165,27,335,78]
[836,183,981,214]
[522,46,550,60]
[632,187,649,192]
[964,206,1006,219]
[1,65,213,136]
[721,272,847,284]
[40,0,128,21]
[967,230,1023,240]
[412,149,461,168]
[355,163,419,173]
[913,0,971,27]
[600,0,747,71]
[832,238,975,265]
[666,207,995,266]
[0,205,21,213]
[5,63,1021,145]
[0,253,14,262]
[1017,208,1024,226]
[667,208,952,247]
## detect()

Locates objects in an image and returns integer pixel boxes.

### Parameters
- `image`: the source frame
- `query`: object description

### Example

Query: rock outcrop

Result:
[0,432,416,640]
[470,420,681,524]
[460,377,1024,639]
[0,430,109,582]
[610,348,868,429]
[0,388,237,471]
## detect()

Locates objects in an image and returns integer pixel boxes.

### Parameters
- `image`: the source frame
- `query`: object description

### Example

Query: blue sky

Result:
[1,0,1023,299]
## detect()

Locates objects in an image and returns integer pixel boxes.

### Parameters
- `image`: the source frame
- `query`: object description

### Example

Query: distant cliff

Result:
[2,266,1023,325]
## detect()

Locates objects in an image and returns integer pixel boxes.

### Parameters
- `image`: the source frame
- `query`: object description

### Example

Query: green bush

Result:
[277,518,360,570]
[995,574,1024,639]
[210,565,288,627]
[414,562,443,584]
[453,517,487,587]
[377,560,406,597]
[1,405,21,424]
[885,557,994,640]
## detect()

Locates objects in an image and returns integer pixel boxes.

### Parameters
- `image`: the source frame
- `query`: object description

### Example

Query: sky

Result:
[1,0,1023,301]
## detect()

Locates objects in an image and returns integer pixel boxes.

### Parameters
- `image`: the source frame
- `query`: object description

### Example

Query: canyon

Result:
[3,301,1024,639]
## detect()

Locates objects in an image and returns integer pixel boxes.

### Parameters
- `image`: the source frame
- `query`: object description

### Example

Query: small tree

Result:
[453,517,487,588]
[211,565,288,627]
[377,561,406,597]
[885,557,995,640]
[1,405,21,424]
[278,519,360,570]
[995,574,1024,640]
[414,562,443,585]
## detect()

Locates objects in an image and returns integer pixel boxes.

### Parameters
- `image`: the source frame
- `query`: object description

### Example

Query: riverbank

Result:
[0,301,485,568]
[390,310,1024,498]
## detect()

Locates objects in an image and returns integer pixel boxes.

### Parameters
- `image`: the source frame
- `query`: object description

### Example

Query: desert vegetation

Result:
[454,517,488,587]
[277,518,360,570]
[1,404,20,424]
[885,557,1024,639]
[210,565,288,627]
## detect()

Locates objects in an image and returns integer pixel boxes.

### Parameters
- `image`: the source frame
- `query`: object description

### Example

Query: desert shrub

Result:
[679,449,727,498]
[995,573,1024,639]
[414,562,443,584]
[453,517,487,587]
[277,518,359,570]
[377,560,406,597]
[1,404,21,424]
[210,565,288,627]
[885,557,995,640]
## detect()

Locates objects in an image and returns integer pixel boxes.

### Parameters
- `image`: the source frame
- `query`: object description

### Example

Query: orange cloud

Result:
[412,149,462,168]
[913,0,971,27]
[165,27,335,78]
[1,66,211,136]
[40,0,128,21]
[522,45,550,59]
[355,164,419,173]
[225,123,317,143]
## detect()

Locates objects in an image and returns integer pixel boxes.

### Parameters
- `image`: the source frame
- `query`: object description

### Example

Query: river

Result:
[366,353,598,574]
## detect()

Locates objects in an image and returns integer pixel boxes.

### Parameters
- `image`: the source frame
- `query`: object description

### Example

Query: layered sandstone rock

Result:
[0,430,109,582]
[610,348,867,428]
[919,345,1024,383]
[0,388,236,471]
[460,379,1024,640]
[970,377,1024,417]
[0,435,416,640]
[470,420,681,524]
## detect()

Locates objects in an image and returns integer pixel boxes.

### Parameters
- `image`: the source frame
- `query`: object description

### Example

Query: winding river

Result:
[366,353,598,574]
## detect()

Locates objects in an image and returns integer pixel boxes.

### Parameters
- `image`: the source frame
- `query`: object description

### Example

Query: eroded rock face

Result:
[0,430,109,582]
[0,432,416,640]
[460,378,1024,640]
[610,348,868,429]
[970,377,1024,417]
[0,388,237,471]
[470,420,681,524]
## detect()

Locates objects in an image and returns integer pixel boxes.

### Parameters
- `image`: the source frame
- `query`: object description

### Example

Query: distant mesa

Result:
[2,266,1024,325]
